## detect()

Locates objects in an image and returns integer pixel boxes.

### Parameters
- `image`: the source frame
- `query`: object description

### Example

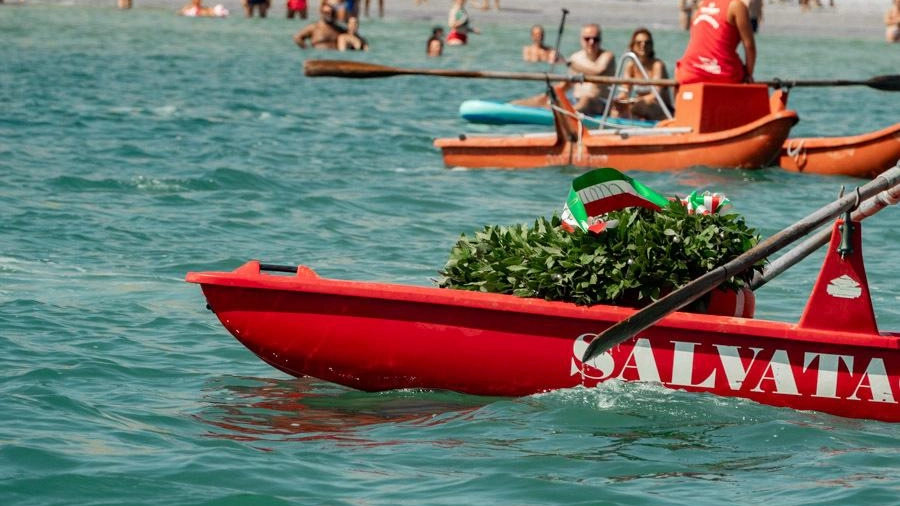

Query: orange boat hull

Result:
[436,83,799,172]
[780,122,900,178]
[438,113,798,171]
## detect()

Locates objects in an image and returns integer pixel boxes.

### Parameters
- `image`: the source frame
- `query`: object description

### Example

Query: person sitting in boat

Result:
[675,0,756,84]
[522,25,561,63]
[427,26,445,57]
[511,23,615,117]
[566,23,617,116]
[886,0,900,43]
[179,0,229,16]
[293,2,346,50]
[337,16,369,51]
[447,0,480,46]
[612,28,674,121]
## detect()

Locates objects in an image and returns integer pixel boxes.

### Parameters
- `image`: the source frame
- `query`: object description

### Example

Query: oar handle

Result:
[581,165,900,362]
[751,178,900,290]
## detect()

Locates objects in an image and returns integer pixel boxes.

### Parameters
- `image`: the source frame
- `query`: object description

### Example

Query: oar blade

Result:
[866,74,900,92]
[304,59,400,78]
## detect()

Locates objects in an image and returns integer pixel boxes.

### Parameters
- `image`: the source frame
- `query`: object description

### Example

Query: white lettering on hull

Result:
[570,334,899,405]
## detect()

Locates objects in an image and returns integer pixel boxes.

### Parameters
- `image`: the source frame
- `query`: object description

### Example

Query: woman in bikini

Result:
[613,28,673,121]
[337,16,369,51]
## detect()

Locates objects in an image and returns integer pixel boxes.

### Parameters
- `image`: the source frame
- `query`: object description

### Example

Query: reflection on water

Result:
[195,375,486,445]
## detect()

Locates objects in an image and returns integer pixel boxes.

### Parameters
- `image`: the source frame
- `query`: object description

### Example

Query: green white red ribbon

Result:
[561,169,737,234]
[561,168,670,233]
[681,190,733,215]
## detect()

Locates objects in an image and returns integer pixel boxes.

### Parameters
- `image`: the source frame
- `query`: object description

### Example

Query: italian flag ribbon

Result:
[561,168,671,233]
[681,190,733,215]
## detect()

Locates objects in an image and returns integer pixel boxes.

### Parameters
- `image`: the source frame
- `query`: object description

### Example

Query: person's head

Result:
[432,25,444,38]
[580,23,602,56]
[530,25,545,45]
[427,38,443,57]
[347,16,359,33]
[629,27,655,60]
[320,3,335,21]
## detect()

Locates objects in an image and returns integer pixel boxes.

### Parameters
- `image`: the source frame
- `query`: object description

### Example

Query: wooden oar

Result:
[303,60,900,91]
[580,165,900,363]
[750,176,900,290]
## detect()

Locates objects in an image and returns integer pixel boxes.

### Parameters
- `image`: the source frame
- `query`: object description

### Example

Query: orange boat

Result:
[779,122,900,178]
[435,82,799,172]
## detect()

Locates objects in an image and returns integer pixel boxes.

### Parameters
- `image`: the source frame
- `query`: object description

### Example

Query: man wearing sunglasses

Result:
[567,24,616,116]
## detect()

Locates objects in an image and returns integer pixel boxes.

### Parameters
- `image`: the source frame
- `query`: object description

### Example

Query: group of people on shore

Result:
[178,0,385,19]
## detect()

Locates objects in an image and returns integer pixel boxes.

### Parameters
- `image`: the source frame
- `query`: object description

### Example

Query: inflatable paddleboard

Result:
[459,100,657,129]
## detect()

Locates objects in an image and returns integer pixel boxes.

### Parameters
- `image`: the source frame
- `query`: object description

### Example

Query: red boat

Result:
[187,215,900,422]
[779,122,900,178]
[434,82,798,171]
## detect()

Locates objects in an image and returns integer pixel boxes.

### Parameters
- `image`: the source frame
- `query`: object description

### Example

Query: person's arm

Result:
[293,24,315,48]
[569,50,615,76]
[616,60,634,99]
[730,0,756,81]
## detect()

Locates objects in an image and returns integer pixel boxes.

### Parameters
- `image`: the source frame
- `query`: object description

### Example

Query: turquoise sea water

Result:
[2,5,899,505]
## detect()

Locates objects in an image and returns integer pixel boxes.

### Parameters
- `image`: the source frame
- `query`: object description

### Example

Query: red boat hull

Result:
[187,255,900,422]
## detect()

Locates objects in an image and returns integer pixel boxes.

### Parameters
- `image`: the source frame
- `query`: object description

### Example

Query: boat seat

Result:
[456,132,558,140]
[587,126,693,137]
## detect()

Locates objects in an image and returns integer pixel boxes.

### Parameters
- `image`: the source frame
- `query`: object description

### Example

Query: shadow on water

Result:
[194,375,489,445]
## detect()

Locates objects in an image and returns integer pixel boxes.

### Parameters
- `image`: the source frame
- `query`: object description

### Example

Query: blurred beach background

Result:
[26,0,893,38]
[2,1,899,505]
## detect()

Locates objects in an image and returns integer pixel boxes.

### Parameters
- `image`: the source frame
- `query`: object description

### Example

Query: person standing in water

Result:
[241,0,270,17]
[743,0,763,33]
[427,26,445,57]
[447,0,480,46]
[675,0,756,84]
[522,25,561,63]
[286,0,308,18]
[293,3,346,49]
[886,0,900,42]
[364,0,383,18]
[337,16,369,51]
[679,0,698,31]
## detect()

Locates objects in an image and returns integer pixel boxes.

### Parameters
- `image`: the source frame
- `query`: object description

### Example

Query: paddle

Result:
[547,8,568,74]
[750,175,900,290]
[303,60,900,91]
[580,165,900,363]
